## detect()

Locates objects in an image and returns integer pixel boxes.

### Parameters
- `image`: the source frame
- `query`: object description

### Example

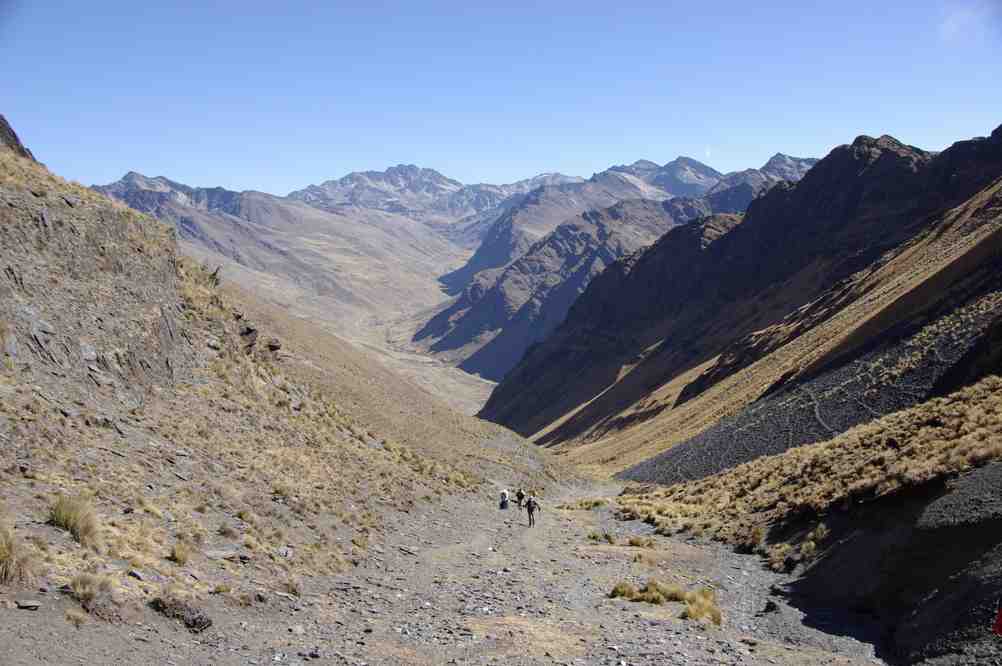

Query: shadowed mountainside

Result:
[481,126,1002,478]
[414,154,817,382]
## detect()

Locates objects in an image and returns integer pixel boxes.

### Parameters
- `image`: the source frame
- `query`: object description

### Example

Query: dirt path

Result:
[1,480,884,665]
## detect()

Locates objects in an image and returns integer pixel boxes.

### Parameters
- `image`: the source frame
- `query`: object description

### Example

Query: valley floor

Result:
[2,475,883,665]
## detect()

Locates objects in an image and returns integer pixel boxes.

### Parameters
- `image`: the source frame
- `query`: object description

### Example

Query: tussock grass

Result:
[627,536,655,548]
[559,498,607,510]
[65,608,89,628]
[588,531,615,544]
[619,376,1002,551]
[609,578,721,623]
[0,517,35,584]
[681,587,722,625]
[70,572,114,608]
[170,541,192,566]
[49,496,102,550]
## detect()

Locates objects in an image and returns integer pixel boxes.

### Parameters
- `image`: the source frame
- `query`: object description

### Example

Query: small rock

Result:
[16,599,40,610]
[127,569,144,581]
[289,624,306,636]
[255,592,268,604]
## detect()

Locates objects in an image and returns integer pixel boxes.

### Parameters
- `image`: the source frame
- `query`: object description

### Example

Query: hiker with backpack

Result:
[515,488,525,508]
[525,495,540,527]
[500,489,510,510]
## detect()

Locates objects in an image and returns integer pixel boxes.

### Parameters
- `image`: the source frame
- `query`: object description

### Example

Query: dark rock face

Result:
[481,126,1002,442]
[0,114,35,161]
[414,199,687,380]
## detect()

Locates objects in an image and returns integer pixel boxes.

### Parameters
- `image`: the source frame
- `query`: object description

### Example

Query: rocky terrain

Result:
[476,125,1002,662]
[3,474,886,666]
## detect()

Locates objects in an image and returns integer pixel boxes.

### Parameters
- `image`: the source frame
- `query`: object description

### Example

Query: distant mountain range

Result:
[414,153,818,380]
[287,165,583,226]
[95,152,818,387]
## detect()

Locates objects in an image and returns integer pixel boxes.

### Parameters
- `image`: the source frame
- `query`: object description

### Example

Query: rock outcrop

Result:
[0,114,35,161]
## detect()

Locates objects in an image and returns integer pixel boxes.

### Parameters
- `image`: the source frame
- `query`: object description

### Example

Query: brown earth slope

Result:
[0,133,553,635]
[481,125,1002,477]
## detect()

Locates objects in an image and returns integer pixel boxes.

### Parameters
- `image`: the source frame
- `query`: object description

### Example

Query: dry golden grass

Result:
[49,496,102,550]
[680,587,722,625]
[65,608,89,628]
[69,572,115,608]
[0,149,554,606]
[627,536,655,548]
[588,531,615,544]
[609,579,721,624]
[169,541,192,566]
[618,375,1002,549]
[0,516,35,585]
[558,498,607,510]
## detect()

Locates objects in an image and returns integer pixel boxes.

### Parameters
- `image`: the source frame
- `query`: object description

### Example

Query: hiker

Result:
[500,489,510,510]
[525,495,540,527]
[515,488,525,508]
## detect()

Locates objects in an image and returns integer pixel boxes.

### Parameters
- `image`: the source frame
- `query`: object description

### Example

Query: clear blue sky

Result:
[2,1,999,193]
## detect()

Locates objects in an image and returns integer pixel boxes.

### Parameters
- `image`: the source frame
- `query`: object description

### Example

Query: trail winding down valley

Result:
[3,461,883,665]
